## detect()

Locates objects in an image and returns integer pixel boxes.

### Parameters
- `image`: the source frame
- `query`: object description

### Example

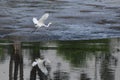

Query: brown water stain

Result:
[95,19,118,24]
[109,26,120,30]
[56,16,81,19]
[80,10,99,13]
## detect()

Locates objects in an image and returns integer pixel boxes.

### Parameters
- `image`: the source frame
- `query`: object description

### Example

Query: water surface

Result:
[0,38,120,80]
[0,0,120,80]
[0,0,120,40]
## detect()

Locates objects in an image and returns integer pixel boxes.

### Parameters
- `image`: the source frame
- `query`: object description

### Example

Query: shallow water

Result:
[0,0,120,80]
[0,0,120,41]
[0,38,120,80]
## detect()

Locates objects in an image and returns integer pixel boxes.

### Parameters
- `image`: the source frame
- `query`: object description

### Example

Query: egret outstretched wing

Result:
[33,17,38,24]
[39,13,49,23]
[32,13,51,33]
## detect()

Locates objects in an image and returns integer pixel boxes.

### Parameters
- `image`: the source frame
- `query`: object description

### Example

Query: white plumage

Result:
[32,58,51,75]
[32,13,52,31]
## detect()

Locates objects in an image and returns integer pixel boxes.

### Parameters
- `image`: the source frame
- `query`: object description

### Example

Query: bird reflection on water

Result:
[8,41,95,80]
[30,57,51,80]
[8,42,71,80]
[30,61,70,80]
[30,64,48,80]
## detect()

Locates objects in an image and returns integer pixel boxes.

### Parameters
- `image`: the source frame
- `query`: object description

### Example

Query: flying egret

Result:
[32,13,52,32]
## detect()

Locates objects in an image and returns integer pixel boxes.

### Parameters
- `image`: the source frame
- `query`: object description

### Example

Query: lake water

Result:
[0,0,120,40]
[0,0,120,80]
[0,38,120,80]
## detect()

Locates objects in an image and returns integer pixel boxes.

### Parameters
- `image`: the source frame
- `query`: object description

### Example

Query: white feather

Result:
[32,58,51,75]
[32,61,38,66]
[39,13,49,23]
[32,17,38,24]
[32,13,52,32]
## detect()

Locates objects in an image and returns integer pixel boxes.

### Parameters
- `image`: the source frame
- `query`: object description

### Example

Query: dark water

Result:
[0,0,120,41]
[0,0,120,80]
[0,38,120,80]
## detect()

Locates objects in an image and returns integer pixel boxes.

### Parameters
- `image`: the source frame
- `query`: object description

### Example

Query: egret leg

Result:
[31,28,39,33]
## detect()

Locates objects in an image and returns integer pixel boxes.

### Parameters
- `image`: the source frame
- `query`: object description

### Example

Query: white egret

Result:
[32,58,51,75]
[32,13,52,32]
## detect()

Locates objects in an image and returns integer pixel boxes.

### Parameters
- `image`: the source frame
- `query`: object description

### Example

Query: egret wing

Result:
[39,13,49,23]
[33,17,38,24]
